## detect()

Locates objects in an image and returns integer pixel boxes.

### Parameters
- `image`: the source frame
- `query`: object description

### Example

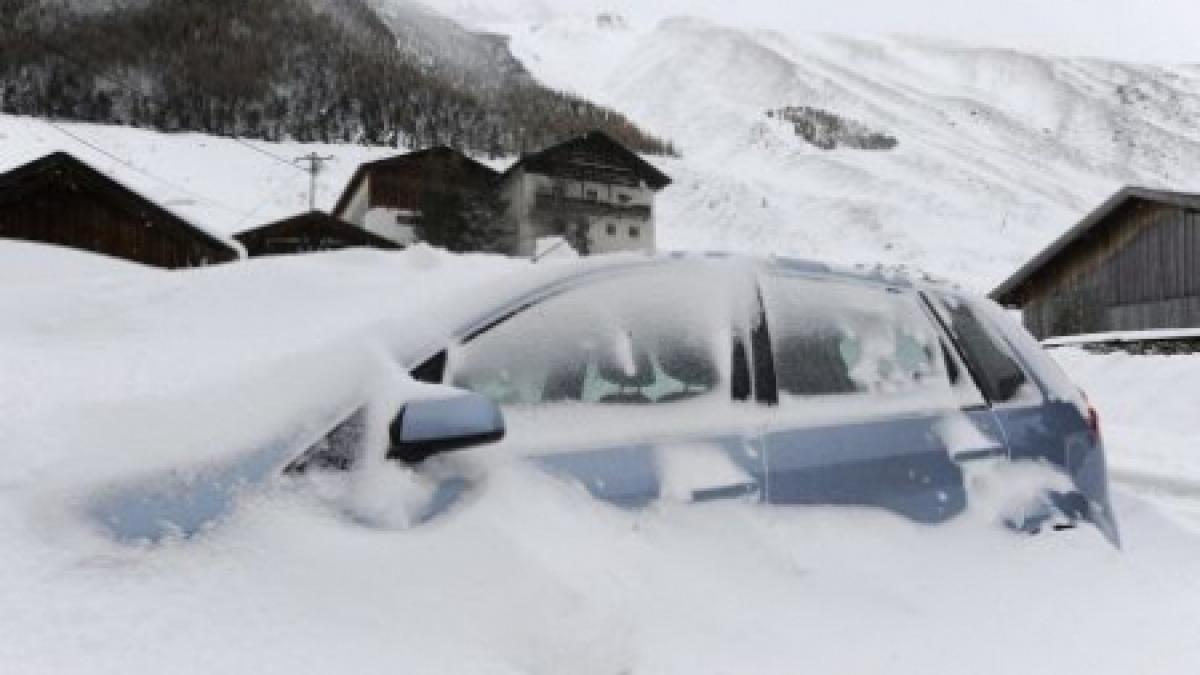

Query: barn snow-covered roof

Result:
[331,146,499,217]
[503,131,671,191]
[990,186,1200,305]
[0,151,243,257]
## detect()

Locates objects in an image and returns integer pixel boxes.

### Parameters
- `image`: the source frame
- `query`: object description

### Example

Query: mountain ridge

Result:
[0,0,673,155]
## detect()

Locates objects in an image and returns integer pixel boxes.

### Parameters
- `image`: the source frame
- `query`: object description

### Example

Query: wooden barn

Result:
[991,187,1200,339]
[331,147,499,246]
[0,152,239,268]
[235,211,400,257]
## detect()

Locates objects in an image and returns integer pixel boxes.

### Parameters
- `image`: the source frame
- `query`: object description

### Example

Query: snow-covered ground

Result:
[1052,348,1200,532]
[0,240,522,492]
[2,242,1200,674]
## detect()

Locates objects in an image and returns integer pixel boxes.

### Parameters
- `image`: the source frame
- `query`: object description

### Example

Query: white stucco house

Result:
[499,131,672,257]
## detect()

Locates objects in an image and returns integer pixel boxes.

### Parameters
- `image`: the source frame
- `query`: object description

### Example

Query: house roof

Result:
[234,210,400,250]
[0,151,241,257]
[990,186,1200,305]
[504,131,672,191]
[331,146,500,217]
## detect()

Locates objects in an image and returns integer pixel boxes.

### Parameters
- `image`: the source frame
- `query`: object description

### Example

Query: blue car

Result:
[102,254,1120,546]
[340,254,1116,545]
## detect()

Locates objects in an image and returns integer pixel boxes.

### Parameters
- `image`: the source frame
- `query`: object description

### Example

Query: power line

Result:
[295,153,334,211]
[40,118,250,218]
[232,135,309,173]
[230,171,308,231]
[14,32,307,174]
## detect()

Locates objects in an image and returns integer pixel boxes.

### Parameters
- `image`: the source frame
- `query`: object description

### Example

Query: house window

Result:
[618,193,632,204]
[629,225,641,238]
[585,189,599,201]
[606,223,617,237]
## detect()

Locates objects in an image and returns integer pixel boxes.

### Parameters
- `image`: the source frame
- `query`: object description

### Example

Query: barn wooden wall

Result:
[369,155,495,211]
[1020,200,1200,338]
[0,180,236,268]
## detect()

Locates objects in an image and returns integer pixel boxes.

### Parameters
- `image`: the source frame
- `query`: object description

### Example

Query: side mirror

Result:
[387,392,505,464]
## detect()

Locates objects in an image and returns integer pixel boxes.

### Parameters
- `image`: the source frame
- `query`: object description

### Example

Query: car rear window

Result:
[760,275,968,417]
[931,292,1041,406]
[963,296,1086,410]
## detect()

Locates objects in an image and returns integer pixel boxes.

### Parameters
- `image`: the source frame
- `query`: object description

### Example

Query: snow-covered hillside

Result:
[1052,348,1200,532]
[417,0,1200,64]
[489,14,1200,289]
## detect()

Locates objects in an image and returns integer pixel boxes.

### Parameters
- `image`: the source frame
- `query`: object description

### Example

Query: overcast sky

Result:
[627,0,1200,63]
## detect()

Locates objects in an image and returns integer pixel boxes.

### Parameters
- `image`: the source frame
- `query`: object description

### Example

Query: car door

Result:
[927,292,1119,544]
[755,271,1006,523]
[438,260,768,506]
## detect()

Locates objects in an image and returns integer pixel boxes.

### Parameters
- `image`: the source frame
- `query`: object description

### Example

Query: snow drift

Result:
[3,243,1200,673]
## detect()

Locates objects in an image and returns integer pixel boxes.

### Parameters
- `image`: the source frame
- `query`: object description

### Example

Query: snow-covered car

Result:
[293,254,1119,543]
[98,254,1119,546]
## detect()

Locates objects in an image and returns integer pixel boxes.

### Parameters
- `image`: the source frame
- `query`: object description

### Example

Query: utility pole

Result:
[296,153,333,211]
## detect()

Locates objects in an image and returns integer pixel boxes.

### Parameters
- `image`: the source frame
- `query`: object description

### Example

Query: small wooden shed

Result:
[235,211,400,257]
[991,187,1200,339]
[0,152,238,268]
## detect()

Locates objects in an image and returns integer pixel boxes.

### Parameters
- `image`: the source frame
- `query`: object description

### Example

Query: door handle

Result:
[951,446,1008,463]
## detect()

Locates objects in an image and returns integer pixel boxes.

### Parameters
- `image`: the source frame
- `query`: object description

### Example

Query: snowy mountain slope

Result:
[367,0,530,87]
[495,15,1200,289]
[412,0,626,28]
[418,0,1200,64]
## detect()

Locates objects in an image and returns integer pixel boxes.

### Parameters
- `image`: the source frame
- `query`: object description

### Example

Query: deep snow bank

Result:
[3,244,1200,673]
[0,243,524,506]
[4,458,1200,674]
[1053,348,1200,529]
[0,240,156,285]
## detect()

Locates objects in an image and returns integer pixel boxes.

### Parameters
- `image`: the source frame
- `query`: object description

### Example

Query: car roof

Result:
[629,251,919,288]
[398,252,959,369]
[463,253,919,333]
[530,250,919,280]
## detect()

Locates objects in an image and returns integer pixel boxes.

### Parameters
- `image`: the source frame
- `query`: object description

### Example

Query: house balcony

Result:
[531,192,652,219]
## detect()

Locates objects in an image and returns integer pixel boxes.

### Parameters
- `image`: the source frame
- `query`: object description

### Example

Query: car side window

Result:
[933,292,1040,405]
[447,266,737,406]
[761,275,962,411]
